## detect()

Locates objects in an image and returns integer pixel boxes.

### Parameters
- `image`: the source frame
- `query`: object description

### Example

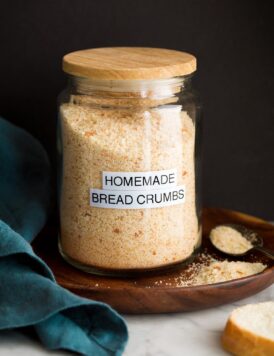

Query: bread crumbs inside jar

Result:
[58,47,202,276]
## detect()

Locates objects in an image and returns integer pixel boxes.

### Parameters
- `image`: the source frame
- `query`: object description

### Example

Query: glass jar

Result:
[58,47,202,276]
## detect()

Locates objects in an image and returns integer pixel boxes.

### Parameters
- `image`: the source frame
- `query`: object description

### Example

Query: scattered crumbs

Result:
[191,260,266,286]
[152,253,267,287]
[95,283,99,287]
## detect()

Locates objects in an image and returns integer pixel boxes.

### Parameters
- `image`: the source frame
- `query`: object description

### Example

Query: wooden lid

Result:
[63,47,196,80]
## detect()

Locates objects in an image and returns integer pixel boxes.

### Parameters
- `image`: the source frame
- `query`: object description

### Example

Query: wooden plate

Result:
[33,208,274,314]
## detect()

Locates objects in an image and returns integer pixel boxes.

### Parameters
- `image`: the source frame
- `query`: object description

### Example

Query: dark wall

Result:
[0,0,273,219]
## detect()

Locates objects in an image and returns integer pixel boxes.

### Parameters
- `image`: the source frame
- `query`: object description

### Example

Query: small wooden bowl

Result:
[33,208,274,314]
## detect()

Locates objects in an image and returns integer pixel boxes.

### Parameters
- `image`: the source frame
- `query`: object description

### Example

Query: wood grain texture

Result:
[63,47,197,80]
[33,208,274,314]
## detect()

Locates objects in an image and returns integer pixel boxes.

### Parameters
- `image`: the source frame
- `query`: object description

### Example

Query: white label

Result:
[102,169,177,191]
[90,186,185,209]
[90,169,185,209]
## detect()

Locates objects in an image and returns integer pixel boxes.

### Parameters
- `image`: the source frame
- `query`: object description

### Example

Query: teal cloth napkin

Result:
[0,117,128,355]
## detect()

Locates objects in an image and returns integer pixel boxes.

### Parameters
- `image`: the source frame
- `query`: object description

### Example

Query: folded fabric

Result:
[0,117,128,356]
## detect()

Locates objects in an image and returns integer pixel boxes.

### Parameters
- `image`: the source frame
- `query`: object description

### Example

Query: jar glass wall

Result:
[58,47,202,276]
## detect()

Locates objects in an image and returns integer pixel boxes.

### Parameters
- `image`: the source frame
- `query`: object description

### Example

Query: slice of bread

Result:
[222,302,274,356]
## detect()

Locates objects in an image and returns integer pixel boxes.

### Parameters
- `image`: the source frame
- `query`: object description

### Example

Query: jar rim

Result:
[69,75,192,94]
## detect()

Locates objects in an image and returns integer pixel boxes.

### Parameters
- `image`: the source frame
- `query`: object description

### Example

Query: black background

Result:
[0,0,273,219]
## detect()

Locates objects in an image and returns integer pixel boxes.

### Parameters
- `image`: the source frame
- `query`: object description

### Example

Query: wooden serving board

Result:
[33,208,274,314]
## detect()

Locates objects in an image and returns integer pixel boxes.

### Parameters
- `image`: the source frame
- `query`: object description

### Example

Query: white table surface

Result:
[0,284,273,356]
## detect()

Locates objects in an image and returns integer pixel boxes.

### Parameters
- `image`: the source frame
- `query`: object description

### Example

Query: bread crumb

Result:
[191,260,266,285]
[210,225,253,254]
[172,256,266,287]
[60,93,201,270]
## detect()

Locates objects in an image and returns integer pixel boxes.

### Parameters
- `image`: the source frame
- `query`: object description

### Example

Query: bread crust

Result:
[222,317,274,356]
